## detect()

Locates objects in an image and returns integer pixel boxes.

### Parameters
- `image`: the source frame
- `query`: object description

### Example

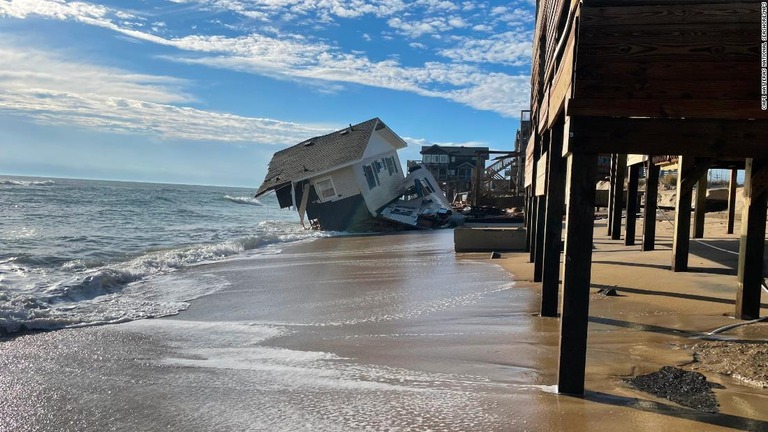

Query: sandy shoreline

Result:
[0,220,766,431]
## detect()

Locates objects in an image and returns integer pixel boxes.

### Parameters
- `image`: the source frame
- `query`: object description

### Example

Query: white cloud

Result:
[0,45,192,104]
[0,0,534,118]
[0,43,333,144]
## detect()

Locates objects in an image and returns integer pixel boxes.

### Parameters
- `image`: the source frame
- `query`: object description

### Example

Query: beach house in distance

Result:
[255,118,454,231]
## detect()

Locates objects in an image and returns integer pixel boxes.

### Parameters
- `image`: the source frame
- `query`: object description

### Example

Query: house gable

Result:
[256,118,379,197]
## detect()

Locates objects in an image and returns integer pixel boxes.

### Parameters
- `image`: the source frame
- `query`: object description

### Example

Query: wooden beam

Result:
[625,163,640,245]
[672,157,713,271]
[542,121,567,317]
[643,158,660,251]
[568,99,765,122]
[566,118,768,158]
[611,154,627,240]
[693,173,708,238]
[580,2,760,27]
[727,168,738,235]
[736,158,768,320]
[558,152,598,395]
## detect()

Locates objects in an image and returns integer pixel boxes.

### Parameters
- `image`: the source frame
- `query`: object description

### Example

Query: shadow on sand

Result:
[581,391,768,432]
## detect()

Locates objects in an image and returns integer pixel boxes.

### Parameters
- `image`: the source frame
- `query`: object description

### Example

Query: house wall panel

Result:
[354,150,405,215]
[312,166,361,202]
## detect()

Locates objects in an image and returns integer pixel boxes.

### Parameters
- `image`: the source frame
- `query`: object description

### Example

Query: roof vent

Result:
[302,140,314,147]
[339,124,353,135]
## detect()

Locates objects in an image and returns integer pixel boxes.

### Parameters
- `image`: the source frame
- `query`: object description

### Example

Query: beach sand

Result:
[1,214,767,431]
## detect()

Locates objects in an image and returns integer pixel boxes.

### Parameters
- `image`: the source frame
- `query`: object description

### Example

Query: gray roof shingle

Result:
[255,118,380,197]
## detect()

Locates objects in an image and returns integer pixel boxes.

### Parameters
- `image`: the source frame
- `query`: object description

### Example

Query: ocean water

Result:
[0,176,329,334]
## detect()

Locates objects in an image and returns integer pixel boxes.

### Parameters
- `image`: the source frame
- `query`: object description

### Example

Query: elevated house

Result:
[525,0,767,395]
[419,145,489,202]
[255,118,407,231]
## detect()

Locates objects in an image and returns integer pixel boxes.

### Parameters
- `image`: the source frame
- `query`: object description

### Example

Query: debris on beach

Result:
[624,366,720,413]
[692,341,768,389]
[596,287,619,296]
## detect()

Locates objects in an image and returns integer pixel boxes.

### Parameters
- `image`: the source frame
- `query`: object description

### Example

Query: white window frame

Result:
[314,176,337,201]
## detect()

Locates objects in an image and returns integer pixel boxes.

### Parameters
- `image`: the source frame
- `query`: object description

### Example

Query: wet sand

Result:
[1,218,767,431]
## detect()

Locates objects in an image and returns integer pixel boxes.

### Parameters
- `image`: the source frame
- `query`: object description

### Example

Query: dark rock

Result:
[597,287,619,296]
[624,366,720,413]
[490,251,501,259]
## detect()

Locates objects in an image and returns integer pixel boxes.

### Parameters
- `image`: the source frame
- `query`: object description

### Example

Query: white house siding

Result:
[354,149,405,215]
[311,166,361,203]
[362,129,401,160]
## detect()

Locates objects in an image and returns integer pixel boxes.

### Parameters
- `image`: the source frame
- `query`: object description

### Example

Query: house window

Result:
[439,154,448,164]
[314,177,337,200]
[448,169,456,176]
[363,165,379,189]
[385,157,397,175]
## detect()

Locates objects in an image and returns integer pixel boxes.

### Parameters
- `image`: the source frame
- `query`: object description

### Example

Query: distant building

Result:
[417,145,489,201]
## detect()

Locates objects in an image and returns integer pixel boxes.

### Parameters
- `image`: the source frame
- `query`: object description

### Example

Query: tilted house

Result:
[255,118,407,231]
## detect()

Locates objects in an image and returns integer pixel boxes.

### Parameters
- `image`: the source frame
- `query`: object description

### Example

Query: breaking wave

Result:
[224,195,262,206]
[0,179,55,186]
[0,229,330,335]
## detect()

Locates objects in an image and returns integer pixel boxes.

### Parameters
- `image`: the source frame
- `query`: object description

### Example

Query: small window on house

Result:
[363,165,378,189]
[439,154,448,164]
[390,157,398,173]
[385,157,395,175]
[448,169,456,176]
[451,156,455,163]
[314,177,337,200]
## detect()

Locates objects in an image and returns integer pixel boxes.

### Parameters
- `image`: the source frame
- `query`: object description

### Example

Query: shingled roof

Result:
[255,118,385,197]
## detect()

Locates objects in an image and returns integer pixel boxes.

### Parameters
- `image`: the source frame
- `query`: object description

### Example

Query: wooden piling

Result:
[736,158,768,320]
[672,157,712,272]
[607,154,617,236]
[610,154,627,240]
[642,158,660,251]
[727,168,738,235]
[693,173,707,239]
[541,121,566,317]
[557,152,598,395]
[625,164,640,246]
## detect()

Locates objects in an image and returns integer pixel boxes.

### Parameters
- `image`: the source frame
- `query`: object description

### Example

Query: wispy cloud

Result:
[0,0,533,117]
[0,42,333,144]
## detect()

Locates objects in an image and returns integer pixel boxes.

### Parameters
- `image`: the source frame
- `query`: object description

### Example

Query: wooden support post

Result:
[533,195,547,282]
[558,151,598,396]
[736,158,768,320]
[693,173,708,239]
[607,154,617,236]
[727,168,738,235]
[625,164,640,246]
[471,155,482,207]
[541,121,566,317]
[672,157,712,272]
[610,154,627,240]
[525,191,534,253]
[642,159,660,251]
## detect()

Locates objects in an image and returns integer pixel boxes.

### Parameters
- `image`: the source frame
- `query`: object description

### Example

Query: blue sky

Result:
[0,0,534,187]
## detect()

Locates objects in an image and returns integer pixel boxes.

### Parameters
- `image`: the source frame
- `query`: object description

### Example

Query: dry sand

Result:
[490,210,768,430]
